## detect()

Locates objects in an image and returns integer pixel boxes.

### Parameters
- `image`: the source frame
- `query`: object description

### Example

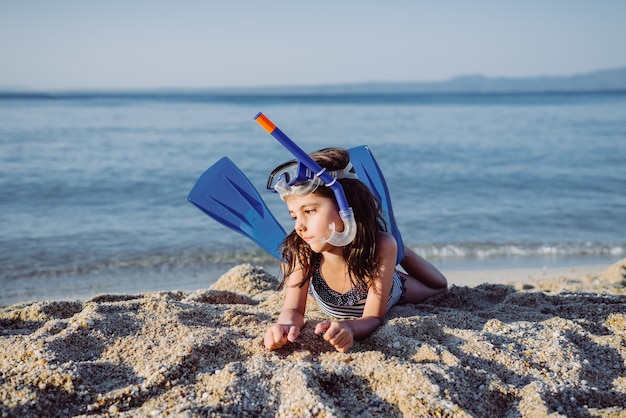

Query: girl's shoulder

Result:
[375,231,398,257]
[375,230,397,246]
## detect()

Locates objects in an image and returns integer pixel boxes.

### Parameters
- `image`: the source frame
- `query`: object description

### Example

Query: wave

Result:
[0,247,277,282]
[3,242,624,283]
[409,242,626,260]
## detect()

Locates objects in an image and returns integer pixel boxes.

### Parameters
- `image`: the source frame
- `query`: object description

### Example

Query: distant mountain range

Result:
[228,66,626,95]
[2,67,625,96]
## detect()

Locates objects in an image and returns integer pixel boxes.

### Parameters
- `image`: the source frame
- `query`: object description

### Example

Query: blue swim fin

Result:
[188,157,286,260]
[189,147,404,264]
[348,146,405,264]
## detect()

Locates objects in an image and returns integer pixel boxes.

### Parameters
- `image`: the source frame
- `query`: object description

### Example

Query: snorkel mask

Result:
[266,159,359,198]
[255,112,358,247]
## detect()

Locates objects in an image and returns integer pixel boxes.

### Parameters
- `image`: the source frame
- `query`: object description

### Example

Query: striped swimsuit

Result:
[307,262,406,319]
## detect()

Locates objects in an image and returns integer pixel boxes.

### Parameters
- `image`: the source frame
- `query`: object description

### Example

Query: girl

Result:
[264,148,448,353]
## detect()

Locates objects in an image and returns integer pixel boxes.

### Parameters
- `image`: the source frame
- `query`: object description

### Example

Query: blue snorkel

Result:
[255,112,357,247]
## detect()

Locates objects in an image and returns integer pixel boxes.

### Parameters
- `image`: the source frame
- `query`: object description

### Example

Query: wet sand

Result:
[1,259,625,417]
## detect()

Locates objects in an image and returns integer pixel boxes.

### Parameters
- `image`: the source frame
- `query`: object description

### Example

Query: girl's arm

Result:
[315,232,398,352]
[264,267,310,350]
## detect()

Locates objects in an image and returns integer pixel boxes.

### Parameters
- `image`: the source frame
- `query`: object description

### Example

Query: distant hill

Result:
[2,67,625,96]
[232,66,626,95]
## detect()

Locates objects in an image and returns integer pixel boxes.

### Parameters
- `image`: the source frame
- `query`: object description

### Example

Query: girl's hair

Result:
[277,147,388,291]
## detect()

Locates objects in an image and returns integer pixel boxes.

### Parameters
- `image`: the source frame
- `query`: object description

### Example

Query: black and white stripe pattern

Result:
[308,267,405,319]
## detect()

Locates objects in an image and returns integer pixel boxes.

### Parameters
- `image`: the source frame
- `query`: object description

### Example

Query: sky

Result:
[1,0,625,90]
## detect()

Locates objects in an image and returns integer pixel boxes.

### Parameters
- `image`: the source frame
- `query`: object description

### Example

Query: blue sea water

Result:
[1,91,625,305]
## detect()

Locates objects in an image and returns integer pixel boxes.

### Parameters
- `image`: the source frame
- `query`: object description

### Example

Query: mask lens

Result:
[267,160,298,190]
[267,160,317,191]
[274,176,322,198]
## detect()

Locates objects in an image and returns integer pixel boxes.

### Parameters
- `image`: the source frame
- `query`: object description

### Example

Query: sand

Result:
[1,259,625,417]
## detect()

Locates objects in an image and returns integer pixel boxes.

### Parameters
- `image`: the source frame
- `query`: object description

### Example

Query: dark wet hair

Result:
[277,147,388,291]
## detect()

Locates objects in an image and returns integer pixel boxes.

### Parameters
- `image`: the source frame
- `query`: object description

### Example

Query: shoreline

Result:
[1,260,620,308]
[442,263,611,287]
[1,259,625,416]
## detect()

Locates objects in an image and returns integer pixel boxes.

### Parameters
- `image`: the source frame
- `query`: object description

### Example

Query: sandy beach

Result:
[1,259,625,417]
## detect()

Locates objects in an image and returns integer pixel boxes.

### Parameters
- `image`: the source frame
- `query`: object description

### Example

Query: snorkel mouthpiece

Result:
[325,207,356,247]
[255,112,357,247]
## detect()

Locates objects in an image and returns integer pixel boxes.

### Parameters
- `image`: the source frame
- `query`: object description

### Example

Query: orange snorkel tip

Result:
[254,112,276,134]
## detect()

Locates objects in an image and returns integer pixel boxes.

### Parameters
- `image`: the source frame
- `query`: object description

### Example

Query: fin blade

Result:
[188,157,285,260]
[349,146,405,264]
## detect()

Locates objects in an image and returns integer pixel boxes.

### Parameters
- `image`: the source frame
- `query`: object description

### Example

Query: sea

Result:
[1,90,625,306]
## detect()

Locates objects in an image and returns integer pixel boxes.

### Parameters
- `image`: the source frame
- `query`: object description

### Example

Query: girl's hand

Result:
[264,324,300,350]
[315,321,354,353]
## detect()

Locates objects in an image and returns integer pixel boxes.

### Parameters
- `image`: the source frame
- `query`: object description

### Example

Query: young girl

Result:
[264,148,448,353]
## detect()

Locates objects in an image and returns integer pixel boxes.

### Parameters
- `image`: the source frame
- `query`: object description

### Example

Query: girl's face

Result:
[284,193,344,253]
